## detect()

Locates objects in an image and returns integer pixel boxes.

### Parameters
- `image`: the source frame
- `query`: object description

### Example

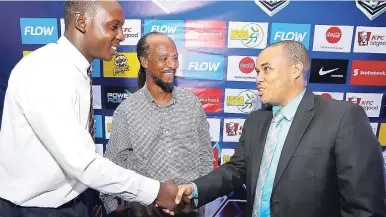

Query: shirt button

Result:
[165,130,169,134]
[168,149,171,153]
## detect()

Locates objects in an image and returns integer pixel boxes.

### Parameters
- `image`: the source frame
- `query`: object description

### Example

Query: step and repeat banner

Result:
[1,1,386,216]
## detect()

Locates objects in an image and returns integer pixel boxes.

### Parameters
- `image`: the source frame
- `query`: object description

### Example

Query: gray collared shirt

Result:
[100,85,213,213]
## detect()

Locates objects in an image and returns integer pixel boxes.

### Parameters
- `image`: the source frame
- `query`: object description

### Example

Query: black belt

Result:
[58,193,86,209]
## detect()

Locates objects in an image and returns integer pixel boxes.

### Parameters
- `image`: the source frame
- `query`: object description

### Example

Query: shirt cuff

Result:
[191,182,198,199]
[136,176,160,205]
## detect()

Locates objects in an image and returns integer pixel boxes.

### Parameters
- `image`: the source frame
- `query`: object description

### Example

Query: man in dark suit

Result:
[163,40,386,217]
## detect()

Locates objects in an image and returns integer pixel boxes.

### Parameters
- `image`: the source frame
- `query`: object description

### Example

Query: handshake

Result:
[154,181,195,215]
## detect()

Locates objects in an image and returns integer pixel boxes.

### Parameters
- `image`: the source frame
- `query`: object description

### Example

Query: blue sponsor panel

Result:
[182,54,224,81]
[20,18,58,44]
[143,20,185,47]
[94,115,103,139]
[270,23,311,49]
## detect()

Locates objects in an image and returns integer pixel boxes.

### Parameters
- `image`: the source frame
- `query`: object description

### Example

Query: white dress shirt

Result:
[0,36,160,208]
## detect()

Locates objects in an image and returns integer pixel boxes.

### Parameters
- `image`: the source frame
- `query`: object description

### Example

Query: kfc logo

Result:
[226,122,240,136]
[348,96,362,104]
[326,27,342,43]
[358,31,372,46]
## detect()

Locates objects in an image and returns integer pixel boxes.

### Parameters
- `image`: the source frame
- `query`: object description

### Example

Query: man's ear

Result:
[140,56,148,69]
[292,62,304,79]
[74,12,87,33]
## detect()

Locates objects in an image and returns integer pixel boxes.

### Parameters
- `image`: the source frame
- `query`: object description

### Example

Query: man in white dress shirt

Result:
[0,1,180,217]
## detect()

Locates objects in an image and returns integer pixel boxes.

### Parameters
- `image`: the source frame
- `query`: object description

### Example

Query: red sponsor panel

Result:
[350,60,386,86]
[187,88,223,112]
[185,20,226,48]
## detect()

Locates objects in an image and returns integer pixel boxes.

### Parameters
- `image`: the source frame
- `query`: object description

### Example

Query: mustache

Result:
[162,68,176,74]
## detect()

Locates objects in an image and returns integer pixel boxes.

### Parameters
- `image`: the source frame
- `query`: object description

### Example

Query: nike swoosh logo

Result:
[319,67,339,76]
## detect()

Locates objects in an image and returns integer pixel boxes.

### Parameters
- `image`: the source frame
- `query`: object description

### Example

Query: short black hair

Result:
[63,0,99,30]
[136,31,168,88]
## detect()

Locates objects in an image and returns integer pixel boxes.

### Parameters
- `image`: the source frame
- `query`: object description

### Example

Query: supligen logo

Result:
[270,23,311,49]
[183,54,224,81]
[20,18,58,44]
[144,20,184,47]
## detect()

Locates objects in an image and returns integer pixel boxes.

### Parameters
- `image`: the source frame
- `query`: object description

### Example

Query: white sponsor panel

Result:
[152,0,181,14]
[175,54,183,77]
[104,116,113,139]
[223,118,245,142]
[313,91,344,100]
[92,85,102,109]
[370,123,379,135]
[121,19,141,45]
[221,149,235,165]
[312,25,354,53]
[353,26,386,54]
[207,118,221,142]
[227,56,257,82]
[95,144,104,156]
[254,0,290,17]
[345,93,383,117]
[224,89,261,114]
[60,18,65,36]
[227,22,268,49]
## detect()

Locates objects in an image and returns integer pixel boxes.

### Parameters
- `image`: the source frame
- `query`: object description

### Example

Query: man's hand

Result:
[159,183,195,215]
[155,180,179,211]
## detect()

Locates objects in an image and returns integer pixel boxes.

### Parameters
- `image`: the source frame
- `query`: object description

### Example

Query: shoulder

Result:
[113,88,145,115]
[313,94,365,117]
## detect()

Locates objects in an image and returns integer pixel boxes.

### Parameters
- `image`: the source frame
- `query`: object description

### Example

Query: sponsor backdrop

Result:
[0,0,386,216]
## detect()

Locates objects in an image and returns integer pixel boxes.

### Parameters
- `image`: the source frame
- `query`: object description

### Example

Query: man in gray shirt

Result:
[100,32,213,217]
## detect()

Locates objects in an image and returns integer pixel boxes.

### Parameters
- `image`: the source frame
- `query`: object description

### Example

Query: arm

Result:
[192,117,249,207]
[194,96,214,176]
[335,104,386,217]
[99,106,130,214]
[18,76,159,206]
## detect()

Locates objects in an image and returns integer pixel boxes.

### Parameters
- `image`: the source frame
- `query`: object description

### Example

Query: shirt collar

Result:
[142,82,177,107]
[272,88,306,121]
[57,36,91,79]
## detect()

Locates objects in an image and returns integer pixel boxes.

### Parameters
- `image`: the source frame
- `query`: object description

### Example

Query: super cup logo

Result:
[356,0,386,20]
[254,0,290,16]
[326,27,342,44]
[113,54,130,76]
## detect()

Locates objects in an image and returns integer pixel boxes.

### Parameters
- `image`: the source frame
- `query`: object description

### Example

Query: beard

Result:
[148,71,174,93]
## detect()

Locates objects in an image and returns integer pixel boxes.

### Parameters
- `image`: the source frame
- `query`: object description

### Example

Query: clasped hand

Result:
[155,181,195,216]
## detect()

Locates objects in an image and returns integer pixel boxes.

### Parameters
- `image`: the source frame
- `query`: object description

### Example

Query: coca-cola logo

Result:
[321,93,332,99]
[239,57,255,74]
[326,26,342,44]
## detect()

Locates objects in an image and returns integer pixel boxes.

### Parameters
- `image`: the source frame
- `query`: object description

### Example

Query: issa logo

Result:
[356,0,386,20]
[227,56,257,82]
[144,20,184,46]
[309,59,348,84]
[20,18,58,44]
[312,25,354,53]
[227,22,268,49]
[350,60,386,86]
[224,89,261,114]
[270,23,311,49]
[183,54,224,81]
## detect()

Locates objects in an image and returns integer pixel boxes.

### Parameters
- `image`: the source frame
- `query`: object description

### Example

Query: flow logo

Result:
[144,20,184,47]
[20,18,58,44]
[309,59,348,84]
[270,23,311,49]
[183,54,224,80]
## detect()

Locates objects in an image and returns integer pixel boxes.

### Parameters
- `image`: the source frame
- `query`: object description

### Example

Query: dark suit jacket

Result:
[193,90,386,217]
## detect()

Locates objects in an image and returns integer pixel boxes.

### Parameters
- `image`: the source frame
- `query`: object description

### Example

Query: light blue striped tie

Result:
[253,111,285,217]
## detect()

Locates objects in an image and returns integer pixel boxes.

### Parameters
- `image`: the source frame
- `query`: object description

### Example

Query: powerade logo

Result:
[20,18,58,44]
[270,23,311,49]
[104,86,138,110]
[183,54,224,81]
[144,20,184,47]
